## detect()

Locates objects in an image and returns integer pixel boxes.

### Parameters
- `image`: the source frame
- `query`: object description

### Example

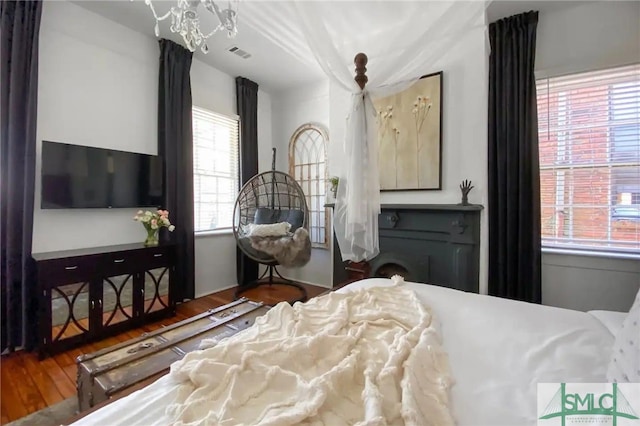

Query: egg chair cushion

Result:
[254,208,305,230]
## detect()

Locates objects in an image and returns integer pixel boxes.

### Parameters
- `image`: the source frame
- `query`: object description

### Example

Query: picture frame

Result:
[374,71,443,191]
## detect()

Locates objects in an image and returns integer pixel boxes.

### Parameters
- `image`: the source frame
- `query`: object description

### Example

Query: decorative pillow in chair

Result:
[244,222,291,238]
[607,288,640,383]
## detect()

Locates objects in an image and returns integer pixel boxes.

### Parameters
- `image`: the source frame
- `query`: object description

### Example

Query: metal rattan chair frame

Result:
[232,149,309,302]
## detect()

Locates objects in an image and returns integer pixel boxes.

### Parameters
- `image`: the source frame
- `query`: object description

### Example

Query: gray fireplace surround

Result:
[332,204,483,293]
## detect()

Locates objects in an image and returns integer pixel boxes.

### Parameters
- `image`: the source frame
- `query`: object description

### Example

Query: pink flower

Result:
[151,219,157,226]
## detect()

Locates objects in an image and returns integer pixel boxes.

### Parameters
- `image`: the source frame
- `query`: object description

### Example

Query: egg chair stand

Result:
[256,263,293,283]
[235,263,307,303]
[233,148,309,303]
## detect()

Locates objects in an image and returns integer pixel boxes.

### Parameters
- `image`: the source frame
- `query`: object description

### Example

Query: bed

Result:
[70,277,626,426]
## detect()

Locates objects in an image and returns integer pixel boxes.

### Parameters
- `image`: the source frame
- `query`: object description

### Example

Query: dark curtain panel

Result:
[158,39,195,301]
[236,77,259,286]
[488,11,542,303]
[0,0,43,351]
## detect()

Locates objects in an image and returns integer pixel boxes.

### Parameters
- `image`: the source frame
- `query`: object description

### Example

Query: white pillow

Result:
[607,288,640,383]
[244,222,291,238]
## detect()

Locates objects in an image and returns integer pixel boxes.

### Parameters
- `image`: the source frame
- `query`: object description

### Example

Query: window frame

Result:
[192,106,240,234]
[289,123,329,249]
[536,64,640,257]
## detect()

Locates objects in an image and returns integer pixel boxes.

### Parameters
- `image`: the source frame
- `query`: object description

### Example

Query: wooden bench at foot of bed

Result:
[66,298,270,423]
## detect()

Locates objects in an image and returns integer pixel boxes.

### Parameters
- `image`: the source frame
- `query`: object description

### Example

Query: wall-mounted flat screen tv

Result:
[41,141,164,209]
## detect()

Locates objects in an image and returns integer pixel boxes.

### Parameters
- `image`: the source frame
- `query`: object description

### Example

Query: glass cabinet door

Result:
[102,274,135,328]
[144,268,170,314]
[51,282,90,342]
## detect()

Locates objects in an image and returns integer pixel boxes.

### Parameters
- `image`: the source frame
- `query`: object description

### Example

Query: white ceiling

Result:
[72,1,597,94]
[486,0,596,23]
[71,0,325,94]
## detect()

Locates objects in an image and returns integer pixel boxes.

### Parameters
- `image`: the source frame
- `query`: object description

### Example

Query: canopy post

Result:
[335,53,372,283]
[354,53,368,90]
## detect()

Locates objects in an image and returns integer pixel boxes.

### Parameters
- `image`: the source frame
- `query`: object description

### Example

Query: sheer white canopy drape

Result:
[242,1,489,262]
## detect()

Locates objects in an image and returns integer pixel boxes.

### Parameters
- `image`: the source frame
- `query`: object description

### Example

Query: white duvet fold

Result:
[166,277,453,426]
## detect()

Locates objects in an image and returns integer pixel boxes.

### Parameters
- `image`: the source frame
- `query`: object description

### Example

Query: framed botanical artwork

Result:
[374,71,443,191]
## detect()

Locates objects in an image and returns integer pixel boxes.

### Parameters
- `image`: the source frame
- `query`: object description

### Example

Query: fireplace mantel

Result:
[383,204,483,212]
[326,203,483,211]
[331,204,483,293]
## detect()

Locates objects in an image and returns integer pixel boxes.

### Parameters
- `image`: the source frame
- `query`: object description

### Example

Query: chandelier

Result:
[137,0,238,53]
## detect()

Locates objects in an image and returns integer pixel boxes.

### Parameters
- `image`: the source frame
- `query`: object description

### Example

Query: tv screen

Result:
[41,141,164,209]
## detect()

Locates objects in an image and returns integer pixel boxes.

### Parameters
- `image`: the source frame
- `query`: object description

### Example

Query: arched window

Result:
[289,124,329,248]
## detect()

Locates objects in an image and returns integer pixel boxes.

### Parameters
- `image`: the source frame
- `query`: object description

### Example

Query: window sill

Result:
[542,247,640,260]
[195,228,234,238]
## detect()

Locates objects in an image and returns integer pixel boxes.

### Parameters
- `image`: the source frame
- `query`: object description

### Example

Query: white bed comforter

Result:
[165,277,453,426]
[72,278,619,426]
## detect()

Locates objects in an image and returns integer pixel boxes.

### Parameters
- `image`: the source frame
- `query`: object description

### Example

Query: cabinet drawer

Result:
[141,246,173,269]
[39,256,99,285]
[103,251,145,275]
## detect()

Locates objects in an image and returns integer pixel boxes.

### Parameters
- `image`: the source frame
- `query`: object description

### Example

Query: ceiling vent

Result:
[228,46,252,59]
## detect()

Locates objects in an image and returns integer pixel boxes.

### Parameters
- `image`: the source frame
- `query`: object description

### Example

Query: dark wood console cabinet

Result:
[33,243,177,358]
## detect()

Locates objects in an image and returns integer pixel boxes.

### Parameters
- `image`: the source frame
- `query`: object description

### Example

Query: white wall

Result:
[542,253,640,312]
[329,25,490,293]
[270,81,332,288]
[534,1,640,312]
[34,0,158,254]
[34,1,273,297]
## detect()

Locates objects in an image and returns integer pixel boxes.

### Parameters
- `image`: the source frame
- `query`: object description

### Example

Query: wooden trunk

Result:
[76,298,269,412]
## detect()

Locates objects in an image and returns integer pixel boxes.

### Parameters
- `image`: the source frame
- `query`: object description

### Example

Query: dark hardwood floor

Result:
[0,282,327,425]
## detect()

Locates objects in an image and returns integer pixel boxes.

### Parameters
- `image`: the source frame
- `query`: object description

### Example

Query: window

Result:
[537,64,640,253]
[289,124,328,247]
[192,107,239,232]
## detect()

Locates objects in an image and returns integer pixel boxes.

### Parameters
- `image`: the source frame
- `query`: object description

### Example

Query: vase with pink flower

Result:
[133,209,175,246]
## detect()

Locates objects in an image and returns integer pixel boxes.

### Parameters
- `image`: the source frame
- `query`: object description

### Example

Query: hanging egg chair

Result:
[232,148,309,303]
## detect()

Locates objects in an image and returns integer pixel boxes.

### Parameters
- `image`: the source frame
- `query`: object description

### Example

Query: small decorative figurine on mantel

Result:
[459,180,474,206]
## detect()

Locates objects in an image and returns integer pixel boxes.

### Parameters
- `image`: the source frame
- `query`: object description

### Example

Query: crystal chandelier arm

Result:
[146,1,173,21]
[201,0,223,22]
[201,0,238,37]
[201,23,225,39]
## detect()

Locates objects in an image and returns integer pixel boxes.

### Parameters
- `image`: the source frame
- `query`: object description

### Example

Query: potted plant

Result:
[134,210,175,246]
[329,176,339,199]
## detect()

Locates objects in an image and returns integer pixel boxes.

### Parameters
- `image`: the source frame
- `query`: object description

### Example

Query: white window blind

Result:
[289,125,328,247]
[537,64,640,253]
[192,107,239,232]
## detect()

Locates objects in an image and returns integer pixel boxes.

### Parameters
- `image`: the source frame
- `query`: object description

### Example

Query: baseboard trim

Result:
[194,283,238,299]
[277,276,331,289]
